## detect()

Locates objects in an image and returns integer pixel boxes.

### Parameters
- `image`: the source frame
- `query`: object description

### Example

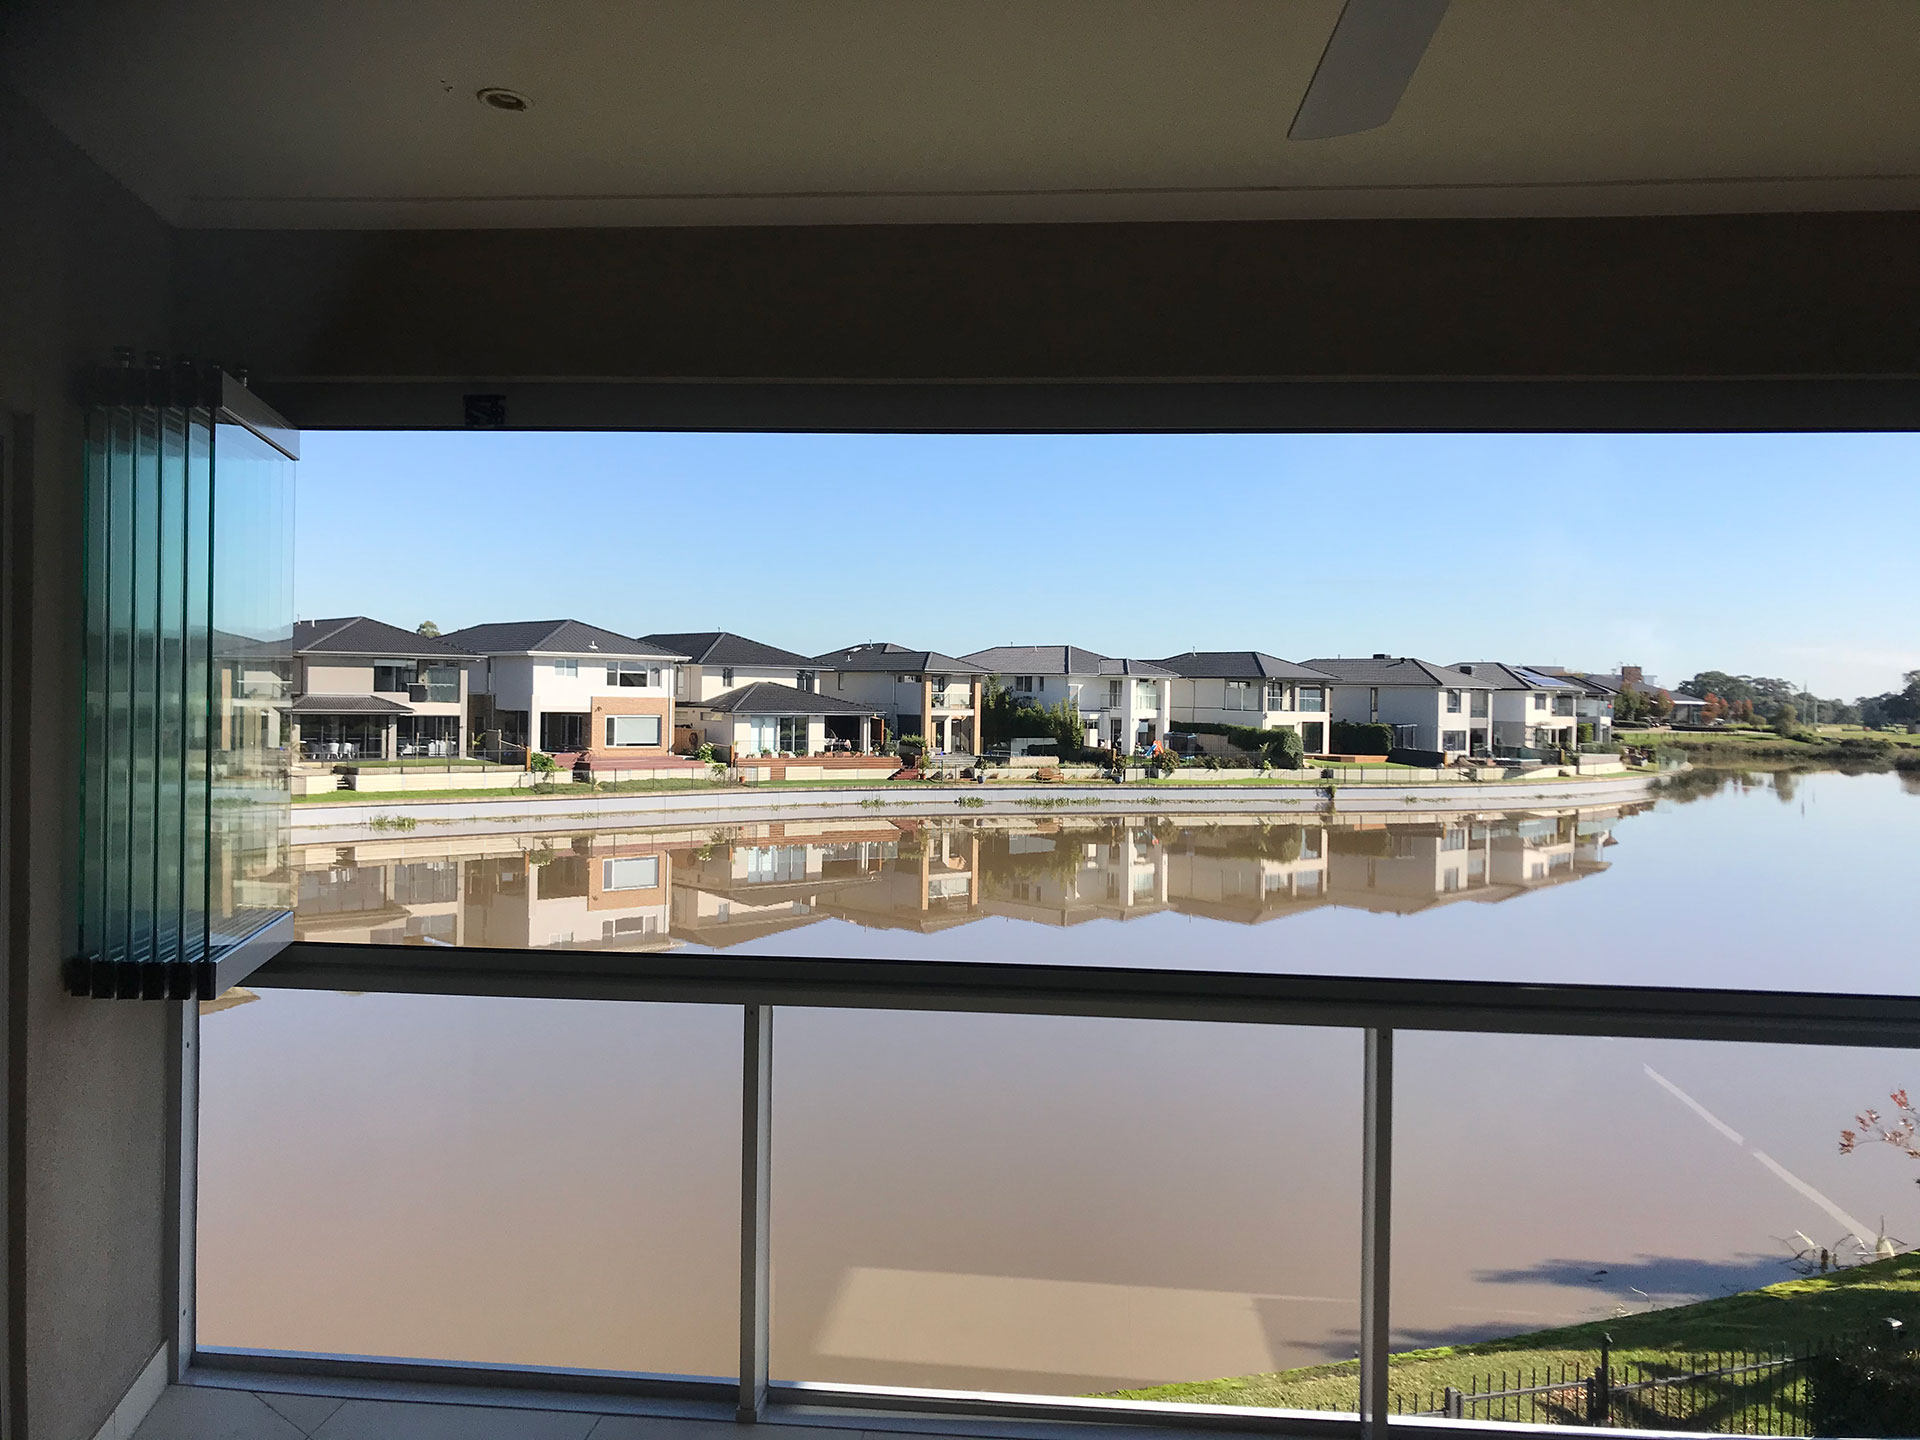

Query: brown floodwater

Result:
[198,771,1920,1400]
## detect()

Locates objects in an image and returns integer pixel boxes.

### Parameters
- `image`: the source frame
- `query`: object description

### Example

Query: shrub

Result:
[1577,722,1595,743]
[1809,1334,1920,1436]
[528,751,558,776]
[1331,720,1395,755]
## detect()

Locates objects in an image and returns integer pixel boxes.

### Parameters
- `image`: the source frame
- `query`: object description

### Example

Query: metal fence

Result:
[1391,1334,1879,1433]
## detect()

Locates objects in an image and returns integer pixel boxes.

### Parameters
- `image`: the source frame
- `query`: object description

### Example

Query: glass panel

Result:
[209,419,293,949]
[772,1010,1361,1407]
[129,409,159,963]
[103,407,134,961]
[78,408,113,961]
[1396,1031,1920,1430]
[183,410,212,960]
[156,408,187,961]
[196,990,739,1376]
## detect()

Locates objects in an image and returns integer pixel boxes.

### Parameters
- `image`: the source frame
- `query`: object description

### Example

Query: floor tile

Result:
[313,1399,599,1440]
[587,1419,847,1440]
[132,1386,307,1440]
[256,1390,347,1435]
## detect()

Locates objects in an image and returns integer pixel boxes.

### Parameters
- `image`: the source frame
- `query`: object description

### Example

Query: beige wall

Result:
[1,84,177,1440]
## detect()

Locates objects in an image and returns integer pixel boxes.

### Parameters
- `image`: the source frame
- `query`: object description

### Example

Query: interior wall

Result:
[0,85,176,1440]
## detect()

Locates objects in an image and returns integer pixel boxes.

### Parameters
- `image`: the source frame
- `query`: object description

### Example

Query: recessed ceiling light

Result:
[476,87,531,113]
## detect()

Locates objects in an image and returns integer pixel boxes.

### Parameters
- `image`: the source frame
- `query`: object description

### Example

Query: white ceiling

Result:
[8,0,1920,228]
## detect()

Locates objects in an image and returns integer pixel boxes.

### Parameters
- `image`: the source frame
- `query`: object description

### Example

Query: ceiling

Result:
[8,0,1920,228]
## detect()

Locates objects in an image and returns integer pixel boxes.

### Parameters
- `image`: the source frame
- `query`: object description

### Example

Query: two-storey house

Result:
[443,619,686,772]
[1152,651,1337,754]
[813,642,988,754]
[644,630,829,702]
[1303,655,1495,757]
[289,616,474,761]
[962,645,1175,753]
[1451,662,1586,754]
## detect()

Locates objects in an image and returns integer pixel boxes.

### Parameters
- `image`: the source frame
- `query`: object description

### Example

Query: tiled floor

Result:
[129,1379,1282,1440]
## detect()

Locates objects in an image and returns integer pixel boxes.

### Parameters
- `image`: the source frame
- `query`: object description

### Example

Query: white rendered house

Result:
[1153,651,1336,753]
[1304,655,1495,757]
[962,645,1175,753]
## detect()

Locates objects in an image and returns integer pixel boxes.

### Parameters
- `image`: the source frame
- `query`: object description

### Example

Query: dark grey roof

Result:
[440,619,685,659]
[644,631,825,670]
[694,682,876,716]
[294,616,473,658]
[963,644,1177,678]
[1303,656,1491,688]
[813,642,987,675]
[1153,650,1335,681]
[290,693,411,715]
[1450,661,1584,691]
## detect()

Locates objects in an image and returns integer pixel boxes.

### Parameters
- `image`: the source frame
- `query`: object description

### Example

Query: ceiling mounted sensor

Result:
[475,86,531,113]
[1288,0,1449,141]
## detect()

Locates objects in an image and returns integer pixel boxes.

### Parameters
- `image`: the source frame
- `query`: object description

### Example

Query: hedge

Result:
[1809,1334,1920,1436]
[1176,721,1305,769]
[1331,720,1395,754]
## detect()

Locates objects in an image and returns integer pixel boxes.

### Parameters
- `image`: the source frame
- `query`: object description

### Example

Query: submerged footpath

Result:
[290,769,1662,843]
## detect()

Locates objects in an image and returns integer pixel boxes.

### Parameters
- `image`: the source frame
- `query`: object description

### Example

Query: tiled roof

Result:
[813,642,988,675]
[294,616,474,657]
[1302,656,1491,688]
[1153,650,1336,681]
[1450,661,1585,691]
[963,644,1177,679]
[644,631,824,670]
[694,682,877,716]
[289,693,412,714]
[440,620,685,659]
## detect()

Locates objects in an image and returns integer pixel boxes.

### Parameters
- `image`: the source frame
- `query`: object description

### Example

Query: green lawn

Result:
[1104,1252,1920,1414]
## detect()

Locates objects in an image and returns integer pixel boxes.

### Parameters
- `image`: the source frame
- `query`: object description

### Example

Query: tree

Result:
[1772,701,1800,737]
[417,621,441,637]
[1649,687,1675,721]
[1700,692,1729,723]
[1688,671,1756,709]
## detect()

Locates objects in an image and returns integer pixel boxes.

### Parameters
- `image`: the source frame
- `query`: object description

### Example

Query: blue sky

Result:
[296,431,1918,699]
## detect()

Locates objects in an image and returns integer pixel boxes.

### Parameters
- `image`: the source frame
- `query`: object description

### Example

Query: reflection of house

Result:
[813,642,988,754]
[962,645,1174,752]
[1451,662,1584,754]
[976,820,1172,925]
[1164,821,1329,922]
[1153,651,1335,753]
[444,619,686,771]
[684,682,882,758]
[289,616,472,761]
[1305,655,1494,756]
[647,631,829,702]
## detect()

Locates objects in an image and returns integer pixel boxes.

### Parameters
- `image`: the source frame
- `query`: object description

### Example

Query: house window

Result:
[1442,730,1468,752]
[1014,675,1034,694]
[675,670,688,698]
[836,672,844,690]
[1470,692,1489,718]
[605,714,662,747]
[1136,679,1157,709]
[1533,692,1547,711]
[553,659,578,677]
[609,662,653,687]
[1446,689,1462,713]
[931,675,950,705]
[722,667,735,687]
[1107,679,1122,707]
[750,715,809,753]
[601,856,660,891]
[1265,681,1286,710]
[1297,686,1325,713]
[1554,695,1575,716]
[540,712,589,752]
[779,715,809,753]
[796,670,816,692]
[420,665,459,703]
[1225,679,1254,711]
[1368,687,1379,721]
[372,662,415,693]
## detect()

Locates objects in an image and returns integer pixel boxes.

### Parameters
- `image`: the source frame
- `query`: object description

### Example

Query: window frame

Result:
[604,713,663,748]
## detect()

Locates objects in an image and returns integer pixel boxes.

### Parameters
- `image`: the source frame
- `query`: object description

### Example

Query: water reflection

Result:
[294,806,1642,954]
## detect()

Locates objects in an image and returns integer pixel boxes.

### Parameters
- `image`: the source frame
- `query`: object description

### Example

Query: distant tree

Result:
[416,621,441,637]
[1701,692,1729,723]
[1649,687,1675,720]
[1772,702,1800,737]
[1688,671,1756,709]
[1733,697,1758,724]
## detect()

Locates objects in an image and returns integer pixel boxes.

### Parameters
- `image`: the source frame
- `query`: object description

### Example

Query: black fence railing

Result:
[1390,1328,1915,1434]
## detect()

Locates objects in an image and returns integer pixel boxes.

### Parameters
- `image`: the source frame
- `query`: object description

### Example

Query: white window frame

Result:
[553,658,578,677]
[605,713,662,748]
[601,855,661,890]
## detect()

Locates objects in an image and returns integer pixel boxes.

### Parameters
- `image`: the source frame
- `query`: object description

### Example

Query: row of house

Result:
[288,615,1701,767]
